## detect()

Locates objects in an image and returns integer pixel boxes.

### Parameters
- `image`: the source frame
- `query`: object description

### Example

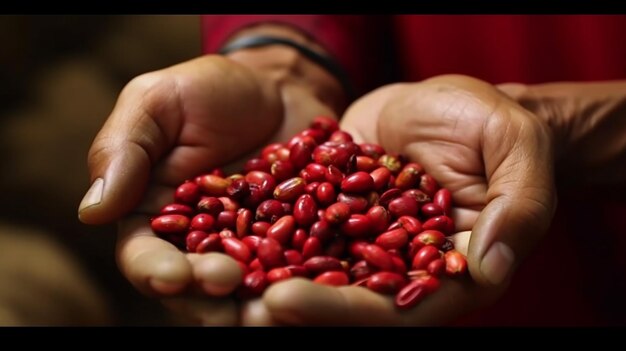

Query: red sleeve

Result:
[201,15,388,96]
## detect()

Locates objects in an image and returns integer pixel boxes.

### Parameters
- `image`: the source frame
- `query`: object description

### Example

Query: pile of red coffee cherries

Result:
[150,116,467,309]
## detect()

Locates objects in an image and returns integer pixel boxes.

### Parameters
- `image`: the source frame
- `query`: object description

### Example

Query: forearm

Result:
[499,81,626,187]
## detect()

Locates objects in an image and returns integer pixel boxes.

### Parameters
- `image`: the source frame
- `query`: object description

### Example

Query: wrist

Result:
[499,81,626,186]
[497,83,569,160]
[224,23,328,55]
[221,24,348,114]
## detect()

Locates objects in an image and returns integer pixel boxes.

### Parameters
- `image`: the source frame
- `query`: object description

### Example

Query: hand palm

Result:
[257,76,556,326]
[103,57,284,325]
[344,82,490,240]
[143,57,283,188]
[97,56,336,325]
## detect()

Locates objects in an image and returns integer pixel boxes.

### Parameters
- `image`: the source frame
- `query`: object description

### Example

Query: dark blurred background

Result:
[0,15,201,325]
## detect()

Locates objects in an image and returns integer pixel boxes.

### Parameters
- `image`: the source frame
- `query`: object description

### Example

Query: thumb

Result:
[78,74,181,225]
[468,110,557,287]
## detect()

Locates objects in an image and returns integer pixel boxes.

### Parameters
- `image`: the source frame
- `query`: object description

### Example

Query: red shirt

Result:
[201,15,626,326]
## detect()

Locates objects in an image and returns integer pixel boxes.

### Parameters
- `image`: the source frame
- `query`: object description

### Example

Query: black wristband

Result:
[219,36,355,100]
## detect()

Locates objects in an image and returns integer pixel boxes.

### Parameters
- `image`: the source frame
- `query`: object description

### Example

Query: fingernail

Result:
[78,178,104,213]
[480,241,515,285]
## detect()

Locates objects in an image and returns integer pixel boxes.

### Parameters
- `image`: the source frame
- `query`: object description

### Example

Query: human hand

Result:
[79,44,343,324]
[251,75,558,325]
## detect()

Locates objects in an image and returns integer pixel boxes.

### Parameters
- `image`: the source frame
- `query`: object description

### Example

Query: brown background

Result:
[0,15,201,325]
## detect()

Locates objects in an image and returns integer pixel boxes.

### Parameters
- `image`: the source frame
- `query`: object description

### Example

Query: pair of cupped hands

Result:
[78,55,556,326]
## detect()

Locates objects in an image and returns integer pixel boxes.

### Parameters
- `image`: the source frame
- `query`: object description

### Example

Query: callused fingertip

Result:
[193,253,243,296]
[78,178,104,222]
[479,241,515,286]
[263,278,318,311]
[143,251,193,295]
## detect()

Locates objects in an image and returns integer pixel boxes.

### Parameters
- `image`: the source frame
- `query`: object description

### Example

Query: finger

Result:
[79,73,183,225]
[162,297,239,326]
[469,105,557,286]
[494,82,529,103]
[451,208,480,232]
[263,278,493,326]
[264,278,396,325]
[79,56,286,225]
[339,83,408,144]
[187,253,243,296]
[449,230,472,256]
[240,298,282,326]
[117,215,193,297]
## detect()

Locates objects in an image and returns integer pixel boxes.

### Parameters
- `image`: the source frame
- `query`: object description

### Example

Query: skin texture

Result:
[79,39,343,324]
[251,76,557,325]
[256,79,626,326]
[498,81,626,187]
[80,23,625,325]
